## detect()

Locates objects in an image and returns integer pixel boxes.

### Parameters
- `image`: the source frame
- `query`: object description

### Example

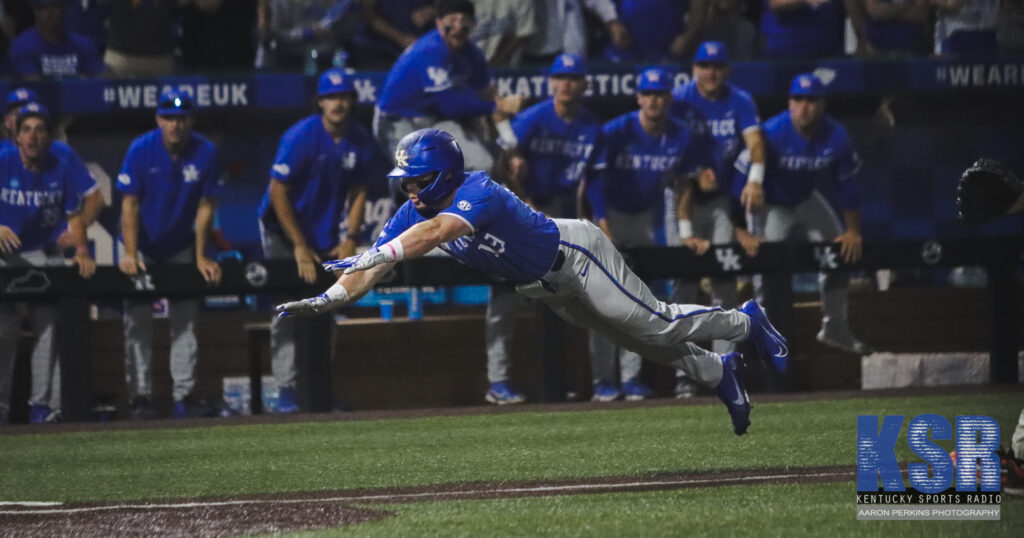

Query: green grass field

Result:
[1,391,1022,536]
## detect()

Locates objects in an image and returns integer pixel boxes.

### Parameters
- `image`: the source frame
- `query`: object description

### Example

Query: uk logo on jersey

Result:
[343,152,356,169]
[183,164,200,183]
[426,67,451,89]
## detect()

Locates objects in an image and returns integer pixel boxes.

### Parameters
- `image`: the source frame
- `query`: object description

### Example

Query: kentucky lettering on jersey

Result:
[258,115,382,252]
[732,110,861,210]
[0,145,89,251]
[376,171,560,283]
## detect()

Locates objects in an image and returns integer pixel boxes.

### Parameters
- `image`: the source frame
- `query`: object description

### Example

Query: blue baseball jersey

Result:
[671,80,760,198]
[376,171,560,283]
[503,99,604,209]
[377,29,491,118]
[760,0,844,58]
[258,116,382,252]
[116,129,223,260]
[607,0,687,62]
[8,28,105,77]
[0,139,96,196]
[0,145,92,251]
[732,111,861,210]
[594,111,712,215]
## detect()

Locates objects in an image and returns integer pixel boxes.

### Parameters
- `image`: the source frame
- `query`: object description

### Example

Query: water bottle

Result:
[408,288,423,320]
[332,48,348,68]
[304,47,319,75]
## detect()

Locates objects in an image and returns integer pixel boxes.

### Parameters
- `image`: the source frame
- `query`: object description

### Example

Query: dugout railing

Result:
[1,237,1020,421]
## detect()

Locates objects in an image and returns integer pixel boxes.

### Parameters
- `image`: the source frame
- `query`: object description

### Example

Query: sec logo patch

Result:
[457,200,471,211]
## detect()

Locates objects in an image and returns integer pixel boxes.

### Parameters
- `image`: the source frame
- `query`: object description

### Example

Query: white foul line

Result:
[0,471,853,516]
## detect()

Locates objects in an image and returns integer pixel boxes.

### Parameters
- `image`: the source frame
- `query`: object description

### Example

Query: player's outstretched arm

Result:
[275,261,394,318]
[336,214,472,275]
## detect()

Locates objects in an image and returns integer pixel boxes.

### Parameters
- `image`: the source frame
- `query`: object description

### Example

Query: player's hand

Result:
[740,182,764,213]
[276,293,335,318]
[735,229,763,258]
[682,237,711,256]
[56,229,75,249]
[196,255,222,286]
[72,251,96,279]
[329,238,358,260]
[341,245,395,274]
[119,255,146,276]
[506,155,527,184]
[607,20,632,49]
[834,230,863,264]
[0,225,21,253]
[294,245,321,284]
[697,168,717,192]
[496,95,525,117]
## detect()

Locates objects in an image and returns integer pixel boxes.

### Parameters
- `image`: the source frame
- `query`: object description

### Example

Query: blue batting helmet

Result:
[387,129,465,207]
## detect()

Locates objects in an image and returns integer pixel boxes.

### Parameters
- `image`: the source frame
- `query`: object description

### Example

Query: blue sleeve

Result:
[735,91,761,133]
[270,129,305,183]
[587,126,606,173]
[116,143,143,196]
[60,144,97,196]
[201,149,225,199]
[584,172,607,220]
[681,130,714,176]
[374,203,417,246]
[507,108,536,148]
[833,126,862,210]
[468,47,490,91]
[439,181,498,231]
[434,86,496,118]
[8,38,40,75]
[62,167,84,215]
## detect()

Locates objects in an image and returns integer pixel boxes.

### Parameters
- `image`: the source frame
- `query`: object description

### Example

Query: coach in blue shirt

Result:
[0,103,96,424]
[9,0,106,78]
[733,73,872,356]
[256,67,380,413]
[117,90,224,420]
[373,0,523,173]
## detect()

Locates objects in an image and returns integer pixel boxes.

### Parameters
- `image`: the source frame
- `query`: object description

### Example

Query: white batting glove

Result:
[341,242,403,274]
[276,284,350,318]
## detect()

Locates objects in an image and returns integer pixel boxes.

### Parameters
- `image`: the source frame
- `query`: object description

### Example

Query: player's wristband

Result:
[325,283,349,303]
[748,162,765,185]
[678,219,693,239]
[381,239,405,262]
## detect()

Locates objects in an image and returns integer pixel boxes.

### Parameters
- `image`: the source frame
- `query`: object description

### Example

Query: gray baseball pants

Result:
[752,191,850,333]
[0,248,65,414]
[523,219,750,388]
[122,247,200,402]
[259,223,302,390]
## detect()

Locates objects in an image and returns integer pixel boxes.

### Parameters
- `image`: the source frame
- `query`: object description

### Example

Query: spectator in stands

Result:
[373,0,523,174]
[670,41,763,397]
[117,90,224,420]
[584,67,712,402]
[256,68,377,413]
[103,0,181,75]
[482,53,603,405]
[932,0,999,56]
[846,0,929,55]
[732,73,872,355]
[0,103,97,425]
[256,0,359,71]
[468,0,536,66]
[181,0,259,72]
[604,0,708,63]
[8,0,105,78]
[522,0,631,65]
[697,0,757,60]
[353,0,435,68]
[64,0,108,54]
[760,0,848,59]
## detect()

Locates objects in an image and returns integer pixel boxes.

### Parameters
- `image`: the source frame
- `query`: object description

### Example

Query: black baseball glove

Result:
[956,158,1023,224]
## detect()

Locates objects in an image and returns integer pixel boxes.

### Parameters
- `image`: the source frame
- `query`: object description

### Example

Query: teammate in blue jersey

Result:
[278,128,791,436]
[2,88,104,238]
[116,90,224,420]
[373,0,523,172]
[8,0,106,78]
[760,0,846,59]
[604,0,707,63]
[584,66,713,402]
[256,67,378,413]
[480,53,603,404]
[733,73,871,356]
[0,103,96,425]
[669,41,766,398]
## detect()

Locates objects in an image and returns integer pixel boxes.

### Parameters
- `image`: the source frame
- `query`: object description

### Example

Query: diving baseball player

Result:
[669,41,765,397]
[733,73,871,355]
[584,66,713,402]
[117,90,224,419]
[257,67,377,413]
[278,128,790,436]
[483,53,602,404]
[0,103,96,424]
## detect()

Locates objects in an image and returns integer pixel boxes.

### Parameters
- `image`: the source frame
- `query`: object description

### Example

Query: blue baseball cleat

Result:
[739,300,788,373]
[485,381,526,405]
[591,381,621,402]
[622,377,653,401]
[276,386,300,413]
[715,352,751,436]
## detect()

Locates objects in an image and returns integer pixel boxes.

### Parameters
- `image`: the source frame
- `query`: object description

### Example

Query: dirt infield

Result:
[0,466,854,537]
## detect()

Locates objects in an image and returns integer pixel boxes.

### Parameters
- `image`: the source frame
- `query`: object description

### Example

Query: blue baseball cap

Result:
[157,90,194,116]
[636,67,673,92]
[549,53,586,77]
[789,73,824,98]
[694,41,729,64]
[6,87,39,112]
[17,102,51,126]
[318,67,355,97]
